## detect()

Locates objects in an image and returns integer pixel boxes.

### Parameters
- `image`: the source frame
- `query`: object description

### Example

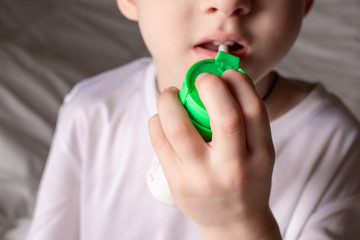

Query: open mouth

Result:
[194,40,247,59]
[197,41,244,52]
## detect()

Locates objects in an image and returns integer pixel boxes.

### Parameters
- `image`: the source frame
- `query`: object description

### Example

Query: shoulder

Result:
[272,78,360,135]
[272,82,360,159]
[306,84,359,133]
[53,57,155,142]
[55,57,155,126]
[271,82,360,155]
[57,57,154,117]
[64,57,153,106]
[270,82,360,238]
[312,85,360,156]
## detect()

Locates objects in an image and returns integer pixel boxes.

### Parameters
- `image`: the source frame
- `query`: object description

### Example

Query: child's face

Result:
[118,0,313,89]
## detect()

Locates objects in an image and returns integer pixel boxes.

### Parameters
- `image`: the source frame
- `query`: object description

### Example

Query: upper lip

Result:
[194,32,249,50]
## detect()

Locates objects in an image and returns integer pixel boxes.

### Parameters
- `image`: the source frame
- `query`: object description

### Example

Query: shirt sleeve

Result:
[27,101,84,240]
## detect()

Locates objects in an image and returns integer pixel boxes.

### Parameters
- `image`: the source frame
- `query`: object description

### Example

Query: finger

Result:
[221,69,273,151]
[157,87,208,163]
[148,114,178,174]
[195,73,246,158]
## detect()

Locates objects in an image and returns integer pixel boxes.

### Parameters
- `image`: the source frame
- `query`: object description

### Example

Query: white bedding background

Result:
[0,0,359,239]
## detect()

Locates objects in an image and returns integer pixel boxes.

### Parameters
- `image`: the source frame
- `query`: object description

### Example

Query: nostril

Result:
[206,6,250,17]
[207,7,218,14]
[232,8,241,16]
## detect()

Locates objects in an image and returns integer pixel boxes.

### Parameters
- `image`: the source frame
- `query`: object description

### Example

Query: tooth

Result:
[212,41,222,46]
[224,41,235,46]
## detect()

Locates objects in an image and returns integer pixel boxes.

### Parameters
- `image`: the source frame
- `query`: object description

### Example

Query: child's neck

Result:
[263,74,314,122]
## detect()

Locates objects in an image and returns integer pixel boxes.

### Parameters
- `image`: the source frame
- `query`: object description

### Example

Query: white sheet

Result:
[0,0,359,238]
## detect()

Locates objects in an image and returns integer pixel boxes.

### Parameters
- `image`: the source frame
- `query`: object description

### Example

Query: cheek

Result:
[137,1,170,55]
[264,20,301,61]
[241,6,304,81]
[267,4,304,54]
[138,16,164,57]
[254,10,303,67]
[138,12,187,63]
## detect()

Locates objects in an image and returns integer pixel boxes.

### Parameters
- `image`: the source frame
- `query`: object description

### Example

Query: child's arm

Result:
[148,70,282,239]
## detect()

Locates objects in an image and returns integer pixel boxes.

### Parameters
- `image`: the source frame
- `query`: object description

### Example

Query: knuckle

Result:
[217,109,242,134]
[246,100,266,119]
[167,123,189,144]
[151,135,166,151]
[149,129,167,151]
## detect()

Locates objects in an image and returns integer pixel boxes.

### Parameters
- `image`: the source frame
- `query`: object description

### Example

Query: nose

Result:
[205,0,251,17]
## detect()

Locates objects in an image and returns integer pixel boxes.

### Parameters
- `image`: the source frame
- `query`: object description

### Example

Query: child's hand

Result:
[148,70,281,239]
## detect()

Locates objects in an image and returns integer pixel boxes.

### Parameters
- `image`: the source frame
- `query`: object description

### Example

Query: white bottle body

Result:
[147,155,177,207]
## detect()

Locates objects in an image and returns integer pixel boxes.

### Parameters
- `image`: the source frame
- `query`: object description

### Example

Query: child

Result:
[28,0,360,239]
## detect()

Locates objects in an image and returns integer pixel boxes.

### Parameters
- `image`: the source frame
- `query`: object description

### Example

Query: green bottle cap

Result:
[179,51,252,142]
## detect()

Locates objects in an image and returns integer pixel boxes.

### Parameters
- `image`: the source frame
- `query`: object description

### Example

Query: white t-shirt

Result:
[28,58,360,240]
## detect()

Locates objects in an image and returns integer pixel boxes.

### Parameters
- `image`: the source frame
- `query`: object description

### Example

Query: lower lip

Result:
[193,46,248,61]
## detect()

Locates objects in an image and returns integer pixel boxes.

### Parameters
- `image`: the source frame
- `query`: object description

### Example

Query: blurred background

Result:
[0,0,359,238]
